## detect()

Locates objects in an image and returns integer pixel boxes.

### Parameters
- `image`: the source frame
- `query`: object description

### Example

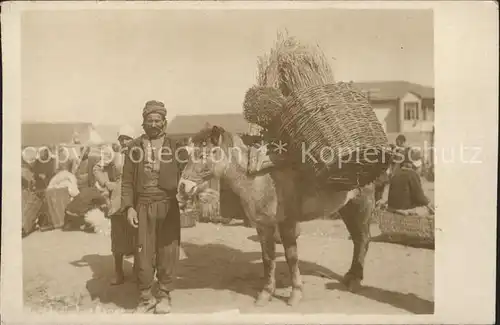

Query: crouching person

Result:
[121,100,181,314]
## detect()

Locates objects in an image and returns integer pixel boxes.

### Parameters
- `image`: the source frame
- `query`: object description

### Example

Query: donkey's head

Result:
[177,125,243,200]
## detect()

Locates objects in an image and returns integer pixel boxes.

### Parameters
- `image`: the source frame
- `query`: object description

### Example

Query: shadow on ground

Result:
[70,255,138,310]
[325,281,434,314]
[71,241,433,314]
[371,234,435,250]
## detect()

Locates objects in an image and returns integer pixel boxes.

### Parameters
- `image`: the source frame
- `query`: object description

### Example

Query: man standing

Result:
[93,125,137,285]
[121,100,182,314]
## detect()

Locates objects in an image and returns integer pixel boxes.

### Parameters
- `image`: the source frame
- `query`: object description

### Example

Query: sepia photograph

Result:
[1,1,497,324]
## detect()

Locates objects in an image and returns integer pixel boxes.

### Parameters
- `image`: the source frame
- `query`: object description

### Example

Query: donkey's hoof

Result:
[342,274,362,292]
[287,288,303,306]
[255,290,273,307]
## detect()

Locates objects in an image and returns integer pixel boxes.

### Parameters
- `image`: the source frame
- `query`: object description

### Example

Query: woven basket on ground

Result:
[197,188,221,223]
[180,207,198,228]
[180,199,199,228]
[375,208,435,245]
[279,82,392,190]
[45,187,71,229]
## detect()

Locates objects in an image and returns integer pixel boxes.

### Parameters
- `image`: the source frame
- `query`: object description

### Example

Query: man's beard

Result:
[143,124,164,139]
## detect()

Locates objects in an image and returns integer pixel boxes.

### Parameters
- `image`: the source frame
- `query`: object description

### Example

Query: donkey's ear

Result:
[210,125,224,145]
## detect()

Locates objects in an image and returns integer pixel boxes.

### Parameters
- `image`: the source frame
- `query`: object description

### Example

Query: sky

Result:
[21,9,434,126]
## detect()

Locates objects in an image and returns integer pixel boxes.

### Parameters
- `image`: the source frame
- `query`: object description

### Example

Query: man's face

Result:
[118,136,133,148]
[143,113,165,138]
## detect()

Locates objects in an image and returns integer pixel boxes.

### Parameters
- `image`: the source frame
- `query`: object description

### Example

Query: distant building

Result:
[166,113,261,142]
[351,80,434,147]
[351,80,434,148]
[352,80,434,133]
[21,122,94,148]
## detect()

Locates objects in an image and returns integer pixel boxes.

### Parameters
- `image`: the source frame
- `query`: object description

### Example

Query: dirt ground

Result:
[23,179,434,315]
[23,219,434,315]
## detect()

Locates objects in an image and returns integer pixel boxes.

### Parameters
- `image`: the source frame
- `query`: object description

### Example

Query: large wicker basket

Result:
[279,82,392,190]
[22,189,43,236]
[375,208,435,245]
[45,187,71,229]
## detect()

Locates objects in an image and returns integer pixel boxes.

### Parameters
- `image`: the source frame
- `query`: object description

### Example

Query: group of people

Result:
[24,100,186,314]
[375,134,434,216]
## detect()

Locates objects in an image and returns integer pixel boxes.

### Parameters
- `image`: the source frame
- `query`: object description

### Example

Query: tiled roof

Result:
[22,122,93,147]
[166,113,252,136]
[351,81,434,101]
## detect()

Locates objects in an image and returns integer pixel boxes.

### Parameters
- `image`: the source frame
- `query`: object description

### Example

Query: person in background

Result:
[93,125,137,286]
[383,149,434,216]
[121,100,182,314]
[390,134,406,170]
[395,134,406,148]
[22,155,35,191]
[33,146,57,192]
[63,138,108,230]
[32,146,58,231]
[73,146,93,190]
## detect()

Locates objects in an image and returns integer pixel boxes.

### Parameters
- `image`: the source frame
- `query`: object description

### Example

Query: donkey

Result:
[177,125,375,307]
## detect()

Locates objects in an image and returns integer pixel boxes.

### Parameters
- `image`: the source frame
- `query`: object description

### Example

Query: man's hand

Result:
[105,181,117,192]
[127,207,139,228]
[176,192,189,212]
[376,199,387,208]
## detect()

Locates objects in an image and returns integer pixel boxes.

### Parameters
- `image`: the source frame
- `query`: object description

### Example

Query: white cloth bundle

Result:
[46,170,80,198]
[84,208,111,236]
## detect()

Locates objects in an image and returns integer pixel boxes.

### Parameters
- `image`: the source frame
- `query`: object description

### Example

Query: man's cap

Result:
[143,100,167,118]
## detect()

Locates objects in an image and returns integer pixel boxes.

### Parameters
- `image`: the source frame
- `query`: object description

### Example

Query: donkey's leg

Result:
[338,187,374,292]
[255,223,277,306]
[278,218,303,306]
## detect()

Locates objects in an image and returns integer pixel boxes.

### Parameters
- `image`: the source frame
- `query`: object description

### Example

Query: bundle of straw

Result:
[257,30,334,97]
[243,30,335,136]
[243,86,285,129]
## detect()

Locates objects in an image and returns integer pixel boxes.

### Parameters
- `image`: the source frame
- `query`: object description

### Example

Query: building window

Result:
[421,105,434,121]
[404,102,419,121]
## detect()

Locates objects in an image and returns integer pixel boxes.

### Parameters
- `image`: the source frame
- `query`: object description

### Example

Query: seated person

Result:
[62,150,109,231]
[384,152,433,216]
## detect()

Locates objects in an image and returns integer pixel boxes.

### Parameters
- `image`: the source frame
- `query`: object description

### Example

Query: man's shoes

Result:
[110,274,125,286]
[134,298,157,314]
[154,295,172,314]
